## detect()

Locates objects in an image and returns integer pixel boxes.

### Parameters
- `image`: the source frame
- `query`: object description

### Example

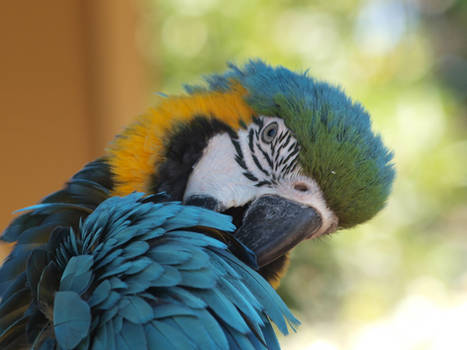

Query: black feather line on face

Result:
[283,157,299,176]
[231,136,248,171]
[243,171,259,182]
[279,133,292,154]
[281,144,299,169]
[277,130,288,143]
[270,137,276,155]
[256,142,274,170]
[274,133,292,163]
[248,129,255,154]
[235,155,248,171]
[251,153,270,177]
[252,116,264,129]
[150,115,233,200]
[255,180,272,187]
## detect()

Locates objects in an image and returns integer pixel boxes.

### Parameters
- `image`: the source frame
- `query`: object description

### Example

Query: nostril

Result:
[294,183,309,192]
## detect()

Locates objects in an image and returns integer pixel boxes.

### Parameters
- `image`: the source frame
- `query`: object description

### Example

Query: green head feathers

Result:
[185,60,395,228]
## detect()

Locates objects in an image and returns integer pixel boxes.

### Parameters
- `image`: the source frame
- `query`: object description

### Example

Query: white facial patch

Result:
[183,116,338,237]
[183,133,258,209]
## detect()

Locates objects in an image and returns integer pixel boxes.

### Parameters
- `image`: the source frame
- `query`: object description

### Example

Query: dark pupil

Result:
[267,128,276,137]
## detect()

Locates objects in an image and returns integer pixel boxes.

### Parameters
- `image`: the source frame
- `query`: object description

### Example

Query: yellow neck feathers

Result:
[107,89,255,196]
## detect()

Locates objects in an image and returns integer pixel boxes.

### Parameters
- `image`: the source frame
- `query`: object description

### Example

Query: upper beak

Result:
[185,194,323,269]
[234,195,322,268]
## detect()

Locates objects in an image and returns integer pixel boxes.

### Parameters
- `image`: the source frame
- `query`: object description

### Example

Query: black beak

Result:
[185,194,322,269]
[234,195,322,268]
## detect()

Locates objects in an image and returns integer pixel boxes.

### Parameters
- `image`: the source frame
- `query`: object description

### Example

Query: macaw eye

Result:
[261,122,278,144]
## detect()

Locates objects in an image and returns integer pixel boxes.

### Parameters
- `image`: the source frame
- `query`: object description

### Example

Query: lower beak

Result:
[234,195,322,268]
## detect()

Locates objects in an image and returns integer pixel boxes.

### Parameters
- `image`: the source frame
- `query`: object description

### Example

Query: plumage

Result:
[0,159,112,295]
[0,59,395,348]
[0,193,299,349]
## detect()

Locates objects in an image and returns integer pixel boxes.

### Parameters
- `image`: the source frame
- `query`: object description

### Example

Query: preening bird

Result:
[0,60,395,349]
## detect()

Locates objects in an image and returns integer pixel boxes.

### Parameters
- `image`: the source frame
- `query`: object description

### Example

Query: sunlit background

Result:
[1,0,467,349]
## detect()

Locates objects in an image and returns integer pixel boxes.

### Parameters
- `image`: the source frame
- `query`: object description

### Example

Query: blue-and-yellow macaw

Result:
[0,60,395,349]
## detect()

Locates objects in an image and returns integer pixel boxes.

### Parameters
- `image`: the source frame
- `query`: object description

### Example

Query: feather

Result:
[195,287,250,333]
[148,244,192,265]
[119,321,147,350]
[196,309,229,349]
[37,262,59,321]
[172,315,218,349]
[150,265,182,287]
[118,296,153,324]
[97,291,121,312]
[59,255,94,294]
[0,159,112,297]
[26,249,49,298]
[152,304,196,319]
[0,193,298,349]
[151,319,196,350]
[0,316,29,350]
[53,291,91,350]
[144,323,175,349]
[88,280,111,307]
[178,267,217,288]
[0,288,30,331]
[121,241,149,259]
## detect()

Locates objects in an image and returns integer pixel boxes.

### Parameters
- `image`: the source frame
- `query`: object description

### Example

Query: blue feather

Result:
[14,203,93,215]
[0,193,299,349]
[151,319,196,350]
[88,280,111,307]
[197,309,230,349]
[144,323,177,349]
[121,241,149,259]
[148,244,193,265]
[97,291,121,311]
[59,255,94,294]
[109,277,128,290]
[118,296,153,324]
[196,288,250,333]
[179,268,217,288]
[165,287,207,309]
[122,257,153,275]
[150,265,182,287]
[53,291,91,350]
[124,263,164,293]
[152,304,196,318]
[175,249,210,270]
[173,315,218,349]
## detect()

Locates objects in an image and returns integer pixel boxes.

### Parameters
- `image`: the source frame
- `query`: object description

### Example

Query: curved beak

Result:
[234,195,322,268]
[185,194,323,268]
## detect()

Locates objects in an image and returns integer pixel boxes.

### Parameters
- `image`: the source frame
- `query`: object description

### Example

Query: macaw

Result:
[0,59,395,348]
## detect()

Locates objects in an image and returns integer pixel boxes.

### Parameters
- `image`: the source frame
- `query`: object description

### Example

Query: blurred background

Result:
[1,0,466,349]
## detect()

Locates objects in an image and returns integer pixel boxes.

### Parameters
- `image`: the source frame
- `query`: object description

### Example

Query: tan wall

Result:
[0,1,149,260]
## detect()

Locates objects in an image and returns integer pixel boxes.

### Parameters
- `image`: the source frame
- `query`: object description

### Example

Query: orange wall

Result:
[0,1,149,259]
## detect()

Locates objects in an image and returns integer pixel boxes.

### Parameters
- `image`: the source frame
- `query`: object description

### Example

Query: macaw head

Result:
[108,60,395,286]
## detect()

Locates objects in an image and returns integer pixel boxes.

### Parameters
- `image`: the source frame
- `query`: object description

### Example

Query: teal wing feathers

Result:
[0,193,299,349]
[0,158,113,296]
